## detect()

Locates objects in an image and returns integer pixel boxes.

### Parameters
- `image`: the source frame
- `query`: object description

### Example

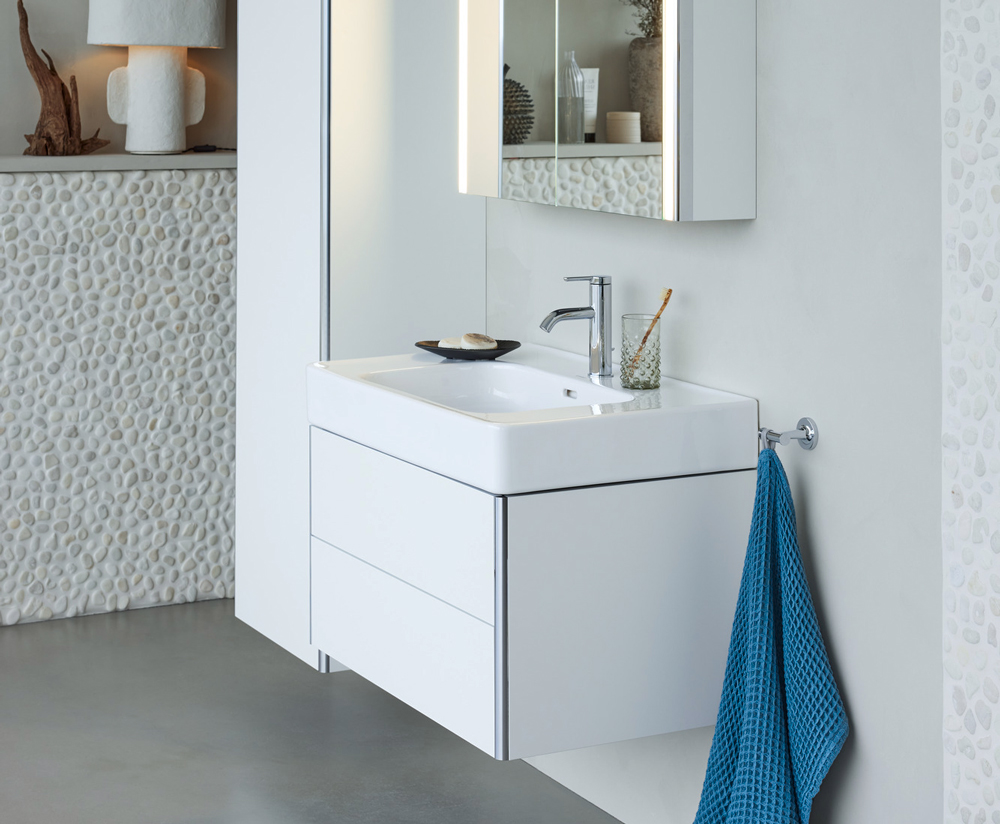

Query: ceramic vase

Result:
[627,37,663,142]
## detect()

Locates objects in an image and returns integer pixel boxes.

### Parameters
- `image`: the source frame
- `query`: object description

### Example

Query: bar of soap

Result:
[438,337,463,349]
[461,333,498,350]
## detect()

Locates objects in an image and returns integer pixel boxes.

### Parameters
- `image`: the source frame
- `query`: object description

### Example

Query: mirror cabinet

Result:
[460,0,756,221]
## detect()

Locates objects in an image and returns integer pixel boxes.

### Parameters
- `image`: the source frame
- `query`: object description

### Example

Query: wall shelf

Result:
[0,152,237,174]
[502,142,661,160]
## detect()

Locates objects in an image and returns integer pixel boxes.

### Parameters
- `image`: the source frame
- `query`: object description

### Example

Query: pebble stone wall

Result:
[0,168,236,625]
[943,1,1000,820]
[502,155,663,218]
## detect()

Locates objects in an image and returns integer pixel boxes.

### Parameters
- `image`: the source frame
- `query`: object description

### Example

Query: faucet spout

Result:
[540,276,613,379]
[539,306,595,333]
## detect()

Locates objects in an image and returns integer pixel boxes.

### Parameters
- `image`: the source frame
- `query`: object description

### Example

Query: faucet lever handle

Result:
[563,276,611,285]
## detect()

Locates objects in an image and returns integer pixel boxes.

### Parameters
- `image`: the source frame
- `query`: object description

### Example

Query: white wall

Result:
[0,0,237,155]
[486,1,942,822]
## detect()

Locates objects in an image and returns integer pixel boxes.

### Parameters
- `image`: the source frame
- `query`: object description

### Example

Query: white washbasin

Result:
[307,344,759,494]
[361,361,634,414]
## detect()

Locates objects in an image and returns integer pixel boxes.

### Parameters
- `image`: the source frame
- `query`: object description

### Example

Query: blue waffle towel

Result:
[693,448,849,824]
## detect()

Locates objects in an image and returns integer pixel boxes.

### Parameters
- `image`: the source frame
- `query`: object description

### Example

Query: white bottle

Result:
[582,68,600,143]
[558,51,585,145]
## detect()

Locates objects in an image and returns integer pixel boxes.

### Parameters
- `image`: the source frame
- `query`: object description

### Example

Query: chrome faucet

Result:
[540,276,612,379]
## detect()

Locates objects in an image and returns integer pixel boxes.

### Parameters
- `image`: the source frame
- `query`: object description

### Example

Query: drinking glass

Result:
[620,313,660,390]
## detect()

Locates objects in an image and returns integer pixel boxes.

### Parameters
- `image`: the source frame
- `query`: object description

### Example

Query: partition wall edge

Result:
[235,0,329,667]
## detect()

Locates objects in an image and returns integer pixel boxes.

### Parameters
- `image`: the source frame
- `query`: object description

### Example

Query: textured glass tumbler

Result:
[620,314,661,390]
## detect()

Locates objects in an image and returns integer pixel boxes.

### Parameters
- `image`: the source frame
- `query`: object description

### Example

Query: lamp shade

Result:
[87,0,226,48]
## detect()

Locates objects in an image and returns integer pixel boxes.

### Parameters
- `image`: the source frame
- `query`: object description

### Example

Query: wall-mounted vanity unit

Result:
[307,345,758,759]
[460,0,757,221]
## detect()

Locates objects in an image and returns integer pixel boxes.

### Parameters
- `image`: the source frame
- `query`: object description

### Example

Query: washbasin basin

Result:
[360,361,633,414]
[307,344,759,494]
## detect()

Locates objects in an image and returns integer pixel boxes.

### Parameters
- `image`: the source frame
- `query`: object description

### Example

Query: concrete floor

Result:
[0,600,620,824]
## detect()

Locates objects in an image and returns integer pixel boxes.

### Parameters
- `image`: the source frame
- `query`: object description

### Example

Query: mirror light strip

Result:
[497,0,505,198]
[458,0,502,198]
[663,0,679,221]
[458,0,469,194]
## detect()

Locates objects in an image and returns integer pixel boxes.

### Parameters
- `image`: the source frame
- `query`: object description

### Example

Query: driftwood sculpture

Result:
[18,0,109,156]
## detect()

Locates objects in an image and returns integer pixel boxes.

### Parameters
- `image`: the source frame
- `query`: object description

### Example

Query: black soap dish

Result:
[415,340,522,361]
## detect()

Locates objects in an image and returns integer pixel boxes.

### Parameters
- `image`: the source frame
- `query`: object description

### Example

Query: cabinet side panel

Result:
[506,471,755,759]
[311,538,496,755]
[235,0,324,666]
[689,0,756,221]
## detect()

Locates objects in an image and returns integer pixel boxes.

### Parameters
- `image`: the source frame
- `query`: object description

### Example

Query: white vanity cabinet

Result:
[309,426,755,760]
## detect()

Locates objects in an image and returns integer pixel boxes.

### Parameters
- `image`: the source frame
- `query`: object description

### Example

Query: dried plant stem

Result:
[619,0,663,39]
[18,0,109,156]
[630,288,672,371]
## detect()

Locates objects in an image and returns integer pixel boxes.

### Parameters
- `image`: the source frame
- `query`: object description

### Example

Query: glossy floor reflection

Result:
[0,600,619,824]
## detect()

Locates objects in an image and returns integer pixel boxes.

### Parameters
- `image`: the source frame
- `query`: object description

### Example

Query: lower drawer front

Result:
[311,538,497,756]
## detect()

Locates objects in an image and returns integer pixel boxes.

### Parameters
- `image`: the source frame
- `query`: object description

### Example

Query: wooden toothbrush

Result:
[630,288,673,371]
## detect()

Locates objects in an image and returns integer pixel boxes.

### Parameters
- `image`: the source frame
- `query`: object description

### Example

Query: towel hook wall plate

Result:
[759,417,819,451]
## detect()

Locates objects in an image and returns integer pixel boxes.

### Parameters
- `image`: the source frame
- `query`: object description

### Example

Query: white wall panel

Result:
[235,0,325,666]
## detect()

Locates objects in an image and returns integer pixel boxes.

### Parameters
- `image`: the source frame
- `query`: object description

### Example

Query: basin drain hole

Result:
[564,389,578,399]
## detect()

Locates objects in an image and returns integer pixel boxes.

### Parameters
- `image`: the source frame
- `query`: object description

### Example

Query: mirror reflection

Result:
[460,0,756,222]
[500,0,665,217]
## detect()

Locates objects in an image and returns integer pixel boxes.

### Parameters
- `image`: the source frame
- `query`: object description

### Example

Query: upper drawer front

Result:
[310,428,496,624]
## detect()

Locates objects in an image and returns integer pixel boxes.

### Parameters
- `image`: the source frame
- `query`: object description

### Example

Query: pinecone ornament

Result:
[503,64,534,145]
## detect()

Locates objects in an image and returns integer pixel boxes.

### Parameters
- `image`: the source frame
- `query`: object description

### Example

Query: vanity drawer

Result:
[311,537,496,756]
[310,428,496,624]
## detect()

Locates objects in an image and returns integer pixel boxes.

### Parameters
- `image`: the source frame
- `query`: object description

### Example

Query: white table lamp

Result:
[88,0,226,154]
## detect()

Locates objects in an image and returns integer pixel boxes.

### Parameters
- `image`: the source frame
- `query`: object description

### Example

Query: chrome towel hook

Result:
[759,417,819,451]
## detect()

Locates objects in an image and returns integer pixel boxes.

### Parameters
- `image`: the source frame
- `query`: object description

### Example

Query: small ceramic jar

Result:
[606,111,642,144]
